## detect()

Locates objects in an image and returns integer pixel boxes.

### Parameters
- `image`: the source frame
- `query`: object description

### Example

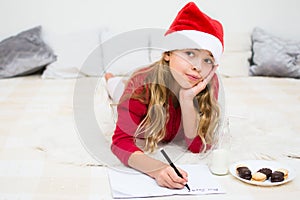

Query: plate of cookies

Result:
[229,160,295,186]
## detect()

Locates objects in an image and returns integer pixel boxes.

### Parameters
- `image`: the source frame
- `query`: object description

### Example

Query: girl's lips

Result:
[186,74,201,82]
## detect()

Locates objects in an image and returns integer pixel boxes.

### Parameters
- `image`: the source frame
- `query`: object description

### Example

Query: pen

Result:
[160,149,191,191]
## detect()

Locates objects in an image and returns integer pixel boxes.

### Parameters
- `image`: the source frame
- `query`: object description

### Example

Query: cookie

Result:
[276,168,288,179]
[236,166,252,180]
[257,168,272,179]
[271,171,284,182]
[251,172,267,182]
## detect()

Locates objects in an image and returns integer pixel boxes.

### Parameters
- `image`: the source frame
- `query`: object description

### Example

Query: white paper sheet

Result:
[107,164,225,198]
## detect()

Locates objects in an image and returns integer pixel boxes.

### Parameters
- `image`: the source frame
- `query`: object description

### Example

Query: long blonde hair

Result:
[120,52,220,152]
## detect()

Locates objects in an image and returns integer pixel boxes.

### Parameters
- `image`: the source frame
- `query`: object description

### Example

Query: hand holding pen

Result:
[160,149,191,191]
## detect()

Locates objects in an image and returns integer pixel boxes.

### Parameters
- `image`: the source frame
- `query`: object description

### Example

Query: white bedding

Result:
[0,75,299,199]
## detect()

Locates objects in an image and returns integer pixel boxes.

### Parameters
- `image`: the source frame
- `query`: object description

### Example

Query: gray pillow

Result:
[0,26,56,78]
[249,27,300,78]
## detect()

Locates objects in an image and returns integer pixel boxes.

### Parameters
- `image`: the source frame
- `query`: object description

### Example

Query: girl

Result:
[109,2,224,189]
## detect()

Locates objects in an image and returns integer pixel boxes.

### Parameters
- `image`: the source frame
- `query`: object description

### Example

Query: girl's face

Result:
[164,49,216,89]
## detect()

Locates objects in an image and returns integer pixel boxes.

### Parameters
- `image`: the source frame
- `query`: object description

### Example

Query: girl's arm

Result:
[111,77,188,189]
[128,151,188,189]
[179,95,199,139]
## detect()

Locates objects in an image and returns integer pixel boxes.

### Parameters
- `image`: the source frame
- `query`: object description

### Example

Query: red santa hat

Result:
[165,2,224,64]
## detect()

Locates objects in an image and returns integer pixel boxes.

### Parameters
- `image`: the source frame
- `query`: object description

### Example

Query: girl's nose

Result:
[192,65,201,71]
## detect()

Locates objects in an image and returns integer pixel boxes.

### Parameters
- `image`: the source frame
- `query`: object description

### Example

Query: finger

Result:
[158,173,184,189]
[156,167,184,189]
[192,80,208,95]
[160,178,174,189]
[155,172,174,189]
[193,66,218,95]
[167,167,187,185]
[167,173,186,189]
[178,168,188,182]
[204,65,218,84]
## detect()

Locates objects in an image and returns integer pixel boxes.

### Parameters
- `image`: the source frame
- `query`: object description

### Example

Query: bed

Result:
[1,71,300,199]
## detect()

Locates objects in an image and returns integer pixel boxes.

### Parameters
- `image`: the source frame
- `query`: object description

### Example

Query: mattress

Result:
[0,75,299,199]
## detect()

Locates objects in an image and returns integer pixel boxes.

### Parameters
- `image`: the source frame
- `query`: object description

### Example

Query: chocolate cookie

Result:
[257,168,272,179]
[270,171,284,182]
[236,166,252,180]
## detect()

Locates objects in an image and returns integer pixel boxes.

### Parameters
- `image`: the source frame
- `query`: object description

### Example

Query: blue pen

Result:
[160,149,191,191]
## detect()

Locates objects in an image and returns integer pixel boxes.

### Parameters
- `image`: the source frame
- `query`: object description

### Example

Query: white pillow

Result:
[224,32,251,52]
[100,28,151,76]
[214,31,251,77]
[42,28,101,78]
[104,50,151,76]
[218,51,251,77]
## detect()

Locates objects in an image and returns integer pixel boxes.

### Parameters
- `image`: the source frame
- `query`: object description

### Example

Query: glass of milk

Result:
[209,118,231,175]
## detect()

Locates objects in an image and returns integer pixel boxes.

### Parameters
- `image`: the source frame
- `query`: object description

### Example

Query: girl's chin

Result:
[175,77,199,89]
[179,82,196,89]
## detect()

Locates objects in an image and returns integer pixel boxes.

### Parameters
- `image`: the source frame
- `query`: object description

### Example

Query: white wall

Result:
[1,0,300,41]
[1,0,299,78]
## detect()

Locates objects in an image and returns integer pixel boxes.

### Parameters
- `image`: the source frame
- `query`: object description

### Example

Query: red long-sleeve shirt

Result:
[111,70,219,166]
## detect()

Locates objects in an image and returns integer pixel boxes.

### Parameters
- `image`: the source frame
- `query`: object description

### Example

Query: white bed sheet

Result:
[0,75,299,199]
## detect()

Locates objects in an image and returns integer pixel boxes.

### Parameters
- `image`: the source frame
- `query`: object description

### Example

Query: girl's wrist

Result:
[179,99,195,110]
[179,91,194,104]
[179,94,196,109]
[147,163,168,179]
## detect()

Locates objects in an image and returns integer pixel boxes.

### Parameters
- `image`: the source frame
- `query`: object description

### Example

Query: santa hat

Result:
[165,2,224,64]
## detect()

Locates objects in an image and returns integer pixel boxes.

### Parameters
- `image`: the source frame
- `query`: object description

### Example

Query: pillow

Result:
[249,27,300,78]
[0,26,56,78]
[223,32,251,52]
[100,28,151,76]
[42,28,102,78]
[218,51,251,77]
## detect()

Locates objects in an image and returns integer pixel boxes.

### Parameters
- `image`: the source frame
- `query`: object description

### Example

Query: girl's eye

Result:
[204,58,213,64]
[185,51,195,57]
